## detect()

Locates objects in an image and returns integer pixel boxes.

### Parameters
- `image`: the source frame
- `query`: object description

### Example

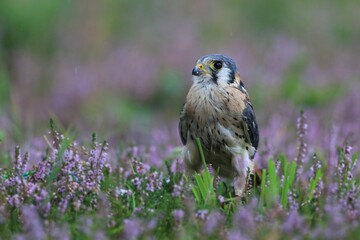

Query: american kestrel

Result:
[179,54,260,196]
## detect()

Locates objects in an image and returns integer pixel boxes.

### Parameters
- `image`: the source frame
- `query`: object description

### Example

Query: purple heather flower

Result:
[14,146,28,176]
[322,200,348,239]
[173,209,185,223]
[232,199,257,237]
[288,191,299,211]
[282,210,307,236]
[25,182,38,195]
[122,218,142,240]
[151,128,171,146]
[0,205,5,224]
[131,177,142,189]
[20,205,46,240]
[170,158,185,173]
[327,183,338,196]
[295,110,308,176]
[93,231,107,240]
[135,161,150,175]
[227,230,249,240]
[177,158,186,173]
[196,209,209,221]
[33,159,51,181]
[145,171,163,193]
[42,202,51,217]
[218,195,225,204]
[59,196,70,214]
[7,194,21,208]
[34,188,48,203]
[327,126,339,176]
[203,211,225,235]
[129,146,140,158]
[172,183,183,197]
[63,149,74,162]
[148,145,163,167]
[146,219,158,231]
[48,222,70,240]
[275,159,281,175]
[73,198,82,211]
[79,217,93,236]
[114,187,133,198]
[133,207,143,215]
[214,175,222,191]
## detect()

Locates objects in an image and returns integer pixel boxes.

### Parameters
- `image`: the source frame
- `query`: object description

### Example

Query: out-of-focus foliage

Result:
[0,2,360,238]
[0,0,359,142]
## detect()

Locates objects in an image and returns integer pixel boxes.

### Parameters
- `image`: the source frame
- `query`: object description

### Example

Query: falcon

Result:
[179,54,260,196]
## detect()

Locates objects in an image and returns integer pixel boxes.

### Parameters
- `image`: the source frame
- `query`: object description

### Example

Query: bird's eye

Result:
[213,61,222,70]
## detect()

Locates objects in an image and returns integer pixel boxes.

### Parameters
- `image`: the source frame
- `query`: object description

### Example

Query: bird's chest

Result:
[187,85,229,119]
[187,88,227,130]
[185,86,244,153]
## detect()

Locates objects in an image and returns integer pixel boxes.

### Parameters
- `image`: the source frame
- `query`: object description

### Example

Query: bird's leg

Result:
[183,141,202,174]
[233,175,246,196]
[232,155,246,196]
[232,150,254,196]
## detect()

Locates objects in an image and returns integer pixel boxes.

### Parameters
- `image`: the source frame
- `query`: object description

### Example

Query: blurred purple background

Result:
[0,0,359,152]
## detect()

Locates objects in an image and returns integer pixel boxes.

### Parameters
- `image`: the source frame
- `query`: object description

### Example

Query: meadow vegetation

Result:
[1,1,360,239]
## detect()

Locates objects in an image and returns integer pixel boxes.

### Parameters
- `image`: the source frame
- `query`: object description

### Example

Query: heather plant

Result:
[0,111,359,239]
[1,1,359,239]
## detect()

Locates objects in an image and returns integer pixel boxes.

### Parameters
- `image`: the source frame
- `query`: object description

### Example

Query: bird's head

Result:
[192,54,238,85]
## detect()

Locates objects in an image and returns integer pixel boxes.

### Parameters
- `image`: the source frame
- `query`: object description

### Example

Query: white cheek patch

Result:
[216,68,232,86]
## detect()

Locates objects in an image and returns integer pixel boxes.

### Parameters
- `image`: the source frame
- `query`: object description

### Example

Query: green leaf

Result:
[195,174,207,200]
[281,161,297,208]
[0,128,5,142]
[259,169,267,209]
[308,169,323,201]
[351,152,358,169]
[268,159,279,205]
[190,138,217,207]
[281,161,289,208]
[191,186,201,202]
[195,138,207,168]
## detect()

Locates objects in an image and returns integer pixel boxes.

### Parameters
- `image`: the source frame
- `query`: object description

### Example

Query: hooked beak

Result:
[192,63,207,76]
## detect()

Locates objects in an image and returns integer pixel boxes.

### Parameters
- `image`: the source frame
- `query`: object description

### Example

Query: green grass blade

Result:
[191,137,216,207]
[259,169,267,209]
[195,138,207,168]
[308,168,323,201]
[191,185,201,202]
[288,161,297,187]
[281,161,289,208]
[281,161,297,208]
[268,159,279,205]
[195,174,207,200]
[351,152,358,169]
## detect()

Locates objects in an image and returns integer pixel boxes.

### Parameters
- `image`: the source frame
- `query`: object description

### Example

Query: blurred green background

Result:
[0,0,359,143]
